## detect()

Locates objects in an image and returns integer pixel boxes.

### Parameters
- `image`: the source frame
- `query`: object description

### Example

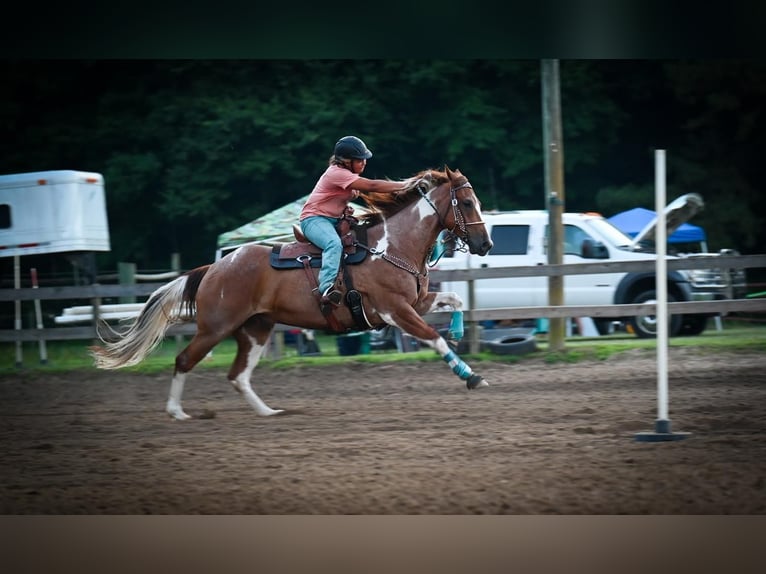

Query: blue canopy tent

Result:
[608,207,707,249]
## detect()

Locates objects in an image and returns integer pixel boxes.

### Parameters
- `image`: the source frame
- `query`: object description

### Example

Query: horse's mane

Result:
[356,168,451,224]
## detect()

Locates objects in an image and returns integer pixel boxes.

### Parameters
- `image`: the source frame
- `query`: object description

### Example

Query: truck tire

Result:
[680,315,708,336]
[628,289,682,338]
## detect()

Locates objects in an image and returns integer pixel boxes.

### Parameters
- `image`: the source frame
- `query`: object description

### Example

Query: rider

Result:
[300,135,405,305]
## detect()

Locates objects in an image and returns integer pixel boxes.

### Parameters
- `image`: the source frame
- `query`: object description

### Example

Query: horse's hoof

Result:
[466,374,489,389]
[168,410,192,421]
[258,408,285,416]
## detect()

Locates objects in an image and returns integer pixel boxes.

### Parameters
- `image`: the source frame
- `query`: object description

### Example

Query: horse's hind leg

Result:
[228,317,283,416]
[167,330,223,420]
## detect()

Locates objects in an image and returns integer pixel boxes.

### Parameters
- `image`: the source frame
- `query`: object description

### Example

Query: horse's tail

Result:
[89,265,211,369]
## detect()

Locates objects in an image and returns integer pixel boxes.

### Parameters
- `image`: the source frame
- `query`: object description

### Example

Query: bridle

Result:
[417,179,485,243]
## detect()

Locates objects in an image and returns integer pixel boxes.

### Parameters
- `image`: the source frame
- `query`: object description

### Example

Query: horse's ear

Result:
[445,166,461,181]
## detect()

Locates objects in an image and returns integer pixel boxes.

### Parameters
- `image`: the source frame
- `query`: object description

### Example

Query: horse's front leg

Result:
[381,306,488,390]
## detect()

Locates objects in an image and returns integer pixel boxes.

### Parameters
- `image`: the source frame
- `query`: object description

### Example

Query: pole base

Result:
[634,419,691,442]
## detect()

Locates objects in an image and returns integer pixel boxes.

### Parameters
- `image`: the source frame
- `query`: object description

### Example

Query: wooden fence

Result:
[2,254,766,355]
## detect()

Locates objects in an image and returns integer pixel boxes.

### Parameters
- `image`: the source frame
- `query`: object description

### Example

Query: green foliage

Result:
[0,59,763,273]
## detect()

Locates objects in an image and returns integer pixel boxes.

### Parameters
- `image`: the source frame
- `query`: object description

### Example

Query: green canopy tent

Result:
[215,195,371,260]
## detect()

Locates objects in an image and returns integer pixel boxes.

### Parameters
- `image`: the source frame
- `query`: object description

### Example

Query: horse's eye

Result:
[462,199,474,209]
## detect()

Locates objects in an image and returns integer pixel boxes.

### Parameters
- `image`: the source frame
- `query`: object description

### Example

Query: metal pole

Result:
[655,150,669,420]
[635,150,689,441]
[541,59,566,352]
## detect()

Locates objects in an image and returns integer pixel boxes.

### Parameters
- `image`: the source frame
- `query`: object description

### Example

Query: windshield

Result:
[585,218,635,249]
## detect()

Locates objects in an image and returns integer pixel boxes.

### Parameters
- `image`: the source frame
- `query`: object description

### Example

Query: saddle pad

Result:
[270,242,368,269]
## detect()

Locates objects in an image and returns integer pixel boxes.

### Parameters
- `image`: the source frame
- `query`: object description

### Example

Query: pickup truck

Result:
[433,194,745,338]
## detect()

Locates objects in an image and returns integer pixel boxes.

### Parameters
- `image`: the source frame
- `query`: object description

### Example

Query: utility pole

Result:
[541,59,566,352]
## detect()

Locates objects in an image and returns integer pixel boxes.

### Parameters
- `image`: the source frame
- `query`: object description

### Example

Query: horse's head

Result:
[435,166,493,255]
[358,166,493,255]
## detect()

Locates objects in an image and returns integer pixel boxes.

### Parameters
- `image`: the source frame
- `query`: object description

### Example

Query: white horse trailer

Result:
[0,170,111,365]
[0,170,110,257]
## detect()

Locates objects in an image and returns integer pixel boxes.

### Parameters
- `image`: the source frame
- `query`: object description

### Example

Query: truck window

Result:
[544,224,593,256]
[564,225,590,255]
[489,225,529,255]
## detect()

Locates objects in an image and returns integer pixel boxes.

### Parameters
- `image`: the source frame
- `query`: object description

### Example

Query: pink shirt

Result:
[300,164,360,220]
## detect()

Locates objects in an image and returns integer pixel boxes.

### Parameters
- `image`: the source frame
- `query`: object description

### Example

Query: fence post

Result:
[91,293,102,345]
[118,262,136,304]
[14,254,23,367]
[468,279,480,354]
[30,268,48,364]
[171,253,184,351]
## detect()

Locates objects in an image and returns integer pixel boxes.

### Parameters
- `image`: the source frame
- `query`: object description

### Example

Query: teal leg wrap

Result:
[443,350,473,380]
[448,310,464,340]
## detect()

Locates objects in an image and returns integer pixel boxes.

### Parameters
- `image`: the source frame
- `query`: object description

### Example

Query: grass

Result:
[2,319,764,376]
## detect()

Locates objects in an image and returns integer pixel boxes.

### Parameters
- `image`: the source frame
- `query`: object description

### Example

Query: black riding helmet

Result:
[334,135,373,160]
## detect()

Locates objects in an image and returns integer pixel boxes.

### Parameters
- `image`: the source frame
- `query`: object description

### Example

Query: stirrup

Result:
[320,286,343,306]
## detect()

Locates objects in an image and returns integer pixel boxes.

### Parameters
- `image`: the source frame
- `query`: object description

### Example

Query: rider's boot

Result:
[313,273,343,314]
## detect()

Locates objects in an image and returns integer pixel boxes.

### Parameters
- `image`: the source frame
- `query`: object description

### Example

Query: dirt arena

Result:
[1,347,765,514]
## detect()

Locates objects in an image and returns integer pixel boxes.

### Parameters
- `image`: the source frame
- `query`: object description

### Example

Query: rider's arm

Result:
[350,177,403,194]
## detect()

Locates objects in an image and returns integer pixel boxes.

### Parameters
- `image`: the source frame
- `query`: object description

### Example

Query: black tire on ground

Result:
[680,315,708,336]
[627,289,682,339]
[482,332,538,356]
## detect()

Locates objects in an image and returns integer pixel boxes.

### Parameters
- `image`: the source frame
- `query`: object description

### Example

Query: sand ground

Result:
[1,347,764,514]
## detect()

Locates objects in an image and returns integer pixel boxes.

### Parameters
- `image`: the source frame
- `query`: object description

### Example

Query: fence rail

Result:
[2,254,765,345]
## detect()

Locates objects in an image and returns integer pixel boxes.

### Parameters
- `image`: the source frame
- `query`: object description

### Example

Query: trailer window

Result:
[0,204,10,229]
[489,225,529,255]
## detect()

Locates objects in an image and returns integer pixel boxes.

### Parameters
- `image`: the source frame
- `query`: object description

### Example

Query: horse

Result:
[89,166,493,420]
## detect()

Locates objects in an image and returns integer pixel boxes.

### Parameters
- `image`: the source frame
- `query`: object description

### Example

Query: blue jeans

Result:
[300,215,342,293]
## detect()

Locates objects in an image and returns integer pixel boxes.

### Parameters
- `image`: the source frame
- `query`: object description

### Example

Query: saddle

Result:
[269,211,372,333]
[269,213,368,269]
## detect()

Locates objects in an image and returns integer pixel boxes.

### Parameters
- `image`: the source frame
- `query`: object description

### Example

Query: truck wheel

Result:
[628,289,682,339]
[680,315,708,336]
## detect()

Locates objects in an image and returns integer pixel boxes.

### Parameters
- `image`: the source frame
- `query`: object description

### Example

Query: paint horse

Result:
[90,167,493,420]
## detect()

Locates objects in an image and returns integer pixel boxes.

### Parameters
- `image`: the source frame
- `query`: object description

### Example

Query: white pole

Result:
[655,150,669,421]
[635,150,688,441]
